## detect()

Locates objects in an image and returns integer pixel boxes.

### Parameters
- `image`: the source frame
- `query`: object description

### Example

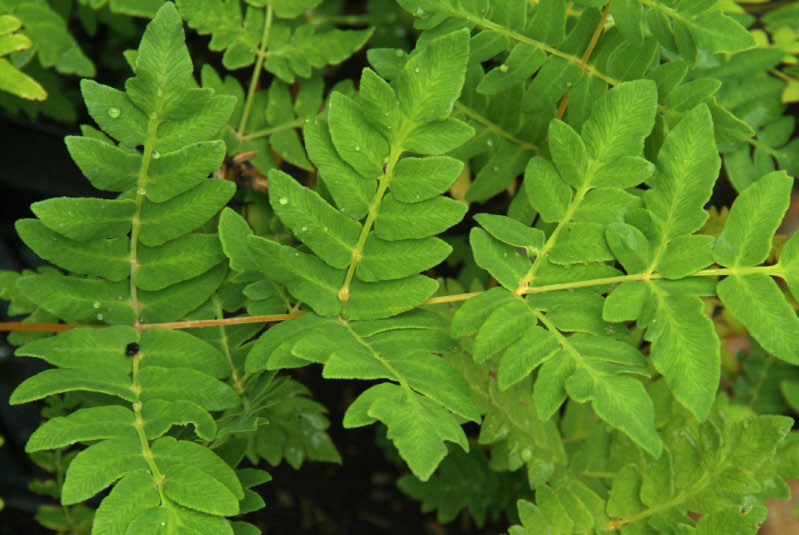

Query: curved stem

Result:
[237,5,274,137]
[454,101,540,152]
[242,116,306,141]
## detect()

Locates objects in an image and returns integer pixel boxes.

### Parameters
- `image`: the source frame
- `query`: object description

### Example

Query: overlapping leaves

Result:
[7,4,257,533]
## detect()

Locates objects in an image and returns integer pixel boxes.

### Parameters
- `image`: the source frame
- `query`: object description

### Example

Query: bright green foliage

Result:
[3,2,799,535]
[715,171,799,364]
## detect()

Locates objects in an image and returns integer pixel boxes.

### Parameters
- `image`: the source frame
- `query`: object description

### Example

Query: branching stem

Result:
[464,11,618,85]
[4,265,783,333]
[515,183,591,295]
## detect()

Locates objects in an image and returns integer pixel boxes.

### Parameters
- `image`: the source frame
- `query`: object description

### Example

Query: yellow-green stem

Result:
[1,266,784,333]
[515,183,591,294]
[338,146,403,302]
[129,115,169,504]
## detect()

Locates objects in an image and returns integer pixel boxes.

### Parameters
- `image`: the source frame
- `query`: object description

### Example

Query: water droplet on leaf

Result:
[151,151,160,159]
[499,64,509,72]
[92,300,101,309]
[354,145,361,151]
[107,107,120,118]
[279,197,289,205]
[96,313,104,321]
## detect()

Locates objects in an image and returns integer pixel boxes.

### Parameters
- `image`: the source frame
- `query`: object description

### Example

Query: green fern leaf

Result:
[265,25,374,83]
[30,197,136,240]
[61,437,146,504]
[26,405,137,452]
[714,171,792,268]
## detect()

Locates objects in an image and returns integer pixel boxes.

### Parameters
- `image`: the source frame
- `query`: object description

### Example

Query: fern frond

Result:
[7,4,258,532]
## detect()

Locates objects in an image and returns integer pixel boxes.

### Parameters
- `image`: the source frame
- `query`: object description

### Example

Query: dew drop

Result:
[58,222,64,227]
[384,111,390,116]
[499,64,509,72]
[156,88,163,97]
[107,107,120,118]
[92,300,101,309]
[279,197,289,205]
[426,115,436,122]
[415,7,425,16]
[486,139,494,147]
[493,165,500,171]
[323,227,328,232]
[151,150,160,159]
[386,125,392,129]
[96,313,104,321]
[137,187,146,195]
[414,67,420,73]
[394,49,404,58]
[354,145,361,151]
[301,226,308,232]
